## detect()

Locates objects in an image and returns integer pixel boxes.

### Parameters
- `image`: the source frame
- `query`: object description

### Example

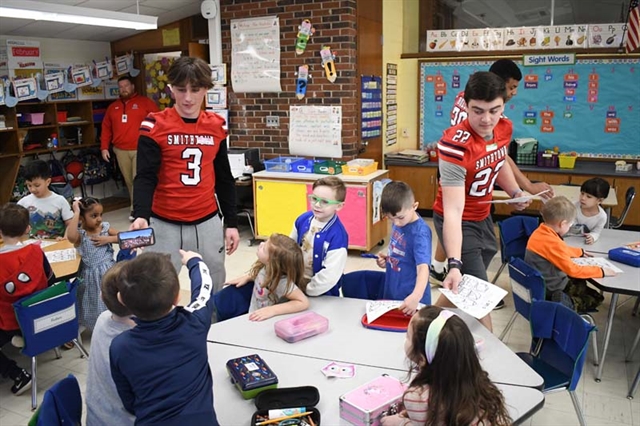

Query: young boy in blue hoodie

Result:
[110,250,218,426]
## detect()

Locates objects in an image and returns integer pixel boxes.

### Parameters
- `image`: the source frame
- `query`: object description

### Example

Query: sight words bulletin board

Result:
[419,56,640,156]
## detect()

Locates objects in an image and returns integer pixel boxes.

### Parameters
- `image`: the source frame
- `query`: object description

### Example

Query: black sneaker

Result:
[11,369,32,395]
[493,299,505,310]
[429,266,447,286]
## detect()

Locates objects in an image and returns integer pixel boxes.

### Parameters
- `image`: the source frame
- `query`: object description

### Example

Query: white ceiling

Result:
[0,0,203,42]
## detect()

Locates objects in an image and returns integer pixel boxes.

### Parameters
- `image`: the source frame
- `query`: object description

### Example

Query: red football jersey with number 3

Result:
[140,108,228,222]
[433,118,512,221]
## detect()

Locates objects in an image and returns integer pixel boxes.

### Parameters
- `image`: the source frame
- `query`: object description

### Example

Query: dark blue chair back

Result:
[35,374,82,426]
[529,300,595,391]
[341,270,385,300]
[498,216,540,264]
[508,257,546,324]
[13,280,79,357]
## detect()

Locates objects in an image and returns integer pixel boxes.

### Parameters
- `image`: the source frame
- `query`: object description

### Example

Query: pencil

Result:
[308,415,317,426]
[256,411,314,426]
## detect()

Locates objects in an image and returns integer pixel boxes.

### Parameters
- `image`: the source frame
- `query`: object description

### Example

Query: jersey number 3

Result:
[469,159,505,197]
[181,148,202,186]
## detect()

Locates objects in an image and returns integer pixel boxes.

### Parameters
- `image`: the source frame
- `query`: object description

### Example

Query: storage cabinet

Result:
[387,164,438,209]
[253,170,390,251]
[0,99,108,204]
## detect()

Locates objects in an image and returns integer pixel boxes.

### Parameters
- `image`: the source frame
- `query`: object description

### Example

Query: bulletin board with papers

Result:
[289,106,342,158]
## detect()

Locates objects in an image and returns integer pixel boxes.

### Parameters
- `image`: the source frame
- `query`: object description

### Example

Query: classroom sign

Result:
[419,58,640,156]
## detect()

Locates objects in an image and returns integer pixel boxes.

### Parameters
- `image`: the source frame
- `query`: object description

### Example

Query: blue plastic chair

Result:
[13,280,88,410]
[491,216,539,284]
[340,270,385,300]
[30,374,82,426]
[517,300,596,426]
[499,257,547,341]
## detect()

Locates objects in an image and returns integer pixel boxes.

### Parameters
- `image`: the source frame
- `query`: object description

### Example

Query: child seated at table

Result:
[0,203,55,396]
[525,196,616,312]
[574,177,610,244]
[224,233,309,321]
[381,306,511,426]
[110,250,220,425]
[291,176,348,296]
[17,159,74,240]
[345,181,431,314]
[86,262,135,426]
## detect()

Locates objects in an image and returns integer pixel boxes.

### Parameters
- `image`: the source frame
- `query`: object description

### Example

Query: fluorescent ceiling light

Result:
[0,0,158,30]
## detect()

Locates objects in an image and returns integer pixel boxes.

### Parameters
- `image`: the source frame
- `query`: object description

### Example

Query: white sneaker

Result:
[129,215,135,222]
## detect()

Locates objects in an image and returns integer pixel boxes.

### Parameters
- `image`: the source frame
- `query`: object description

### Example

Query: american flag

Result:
[626,0,640,53]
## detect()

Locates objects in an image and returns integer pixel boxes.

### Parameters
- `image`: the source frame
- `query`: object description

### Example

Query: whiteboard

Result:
[419,58,640,156]
[230,16,281,93]
[289,106,342,158]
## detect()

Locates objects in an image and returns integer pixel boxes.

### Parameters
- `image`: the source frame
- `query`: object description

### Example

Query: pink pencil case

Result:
[274,311,329,343]
[339,374,407,426]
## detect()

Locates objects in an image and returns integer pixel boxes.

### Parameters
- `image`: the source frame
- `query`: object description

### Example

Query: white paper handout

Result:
[481,189,551,204]
[365,300,425,323]
[45,248,77,264]
[438,274,508,319]
[572,257,624,273]
[22,239,56,249]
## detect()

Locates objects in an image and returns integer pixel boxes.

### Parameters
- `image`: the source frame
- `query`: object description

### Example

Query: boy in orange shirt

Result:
[525,196,616,312]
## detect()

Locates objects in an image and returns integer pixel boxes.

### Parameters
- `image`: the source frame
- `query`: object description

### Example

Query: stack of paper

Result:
[385,149,429,163]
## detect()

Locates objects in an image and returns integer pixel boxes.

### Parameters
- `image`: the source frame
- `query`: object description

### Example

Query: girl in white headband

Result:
[382,306,511,426]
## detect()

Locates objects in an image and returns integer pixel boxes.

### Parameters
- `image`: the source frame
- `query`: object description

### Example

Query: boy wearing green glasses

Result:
[291,176,349,296]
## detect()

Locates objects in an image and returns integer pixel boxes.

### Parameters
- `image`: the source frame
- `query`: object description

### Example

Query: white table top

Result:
[208,342,544,425]
[207,297,544,389]
[493,184,618,206]
[565,229,640,255]
[587,260,640,296]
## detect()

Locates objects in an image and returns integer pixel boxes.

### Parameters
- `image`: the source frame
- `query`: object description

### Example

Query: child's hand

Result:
[55,236,67,242]
[584,233,594,245]
[179,249,202,265]
[380,414,406,426]
[603,267,617,277]
[249,306,275,321]
[90,235,112,246]
[582,251,594,258]
[72,200,81,215]
[226,275,250,287]
[399,294,420,315]
[376,253,388,269]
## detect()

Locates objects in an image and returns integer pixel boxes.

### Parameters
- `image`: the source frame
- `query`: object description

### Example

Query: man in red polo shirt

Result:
[101,76,158,220]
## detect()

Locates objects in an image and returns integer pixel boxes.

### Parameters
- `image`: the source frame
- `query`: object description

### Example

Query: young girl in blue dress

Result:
[67,197,119,331]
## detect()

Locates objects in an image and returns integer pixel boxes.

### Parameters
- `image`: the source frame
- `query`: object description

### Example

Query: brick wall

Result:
[221,0,359,159]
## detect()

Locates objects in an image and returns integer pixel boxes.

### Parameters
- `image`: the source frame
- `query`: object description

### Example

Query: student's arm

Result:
[400,227,431,314]
[109,348,135,414]
[66,201,82,246]
[585,210,607,244]
[226,273,252,287]
[289,224,298,242]
[535,237,613,278]
[213,141,240,255]
[181,250,215,325]
[305,248,348,296]
[249,286,309,321]
[507,156,553,200]
[89,223,119,246]
[131,134,160,229]
[441,183,466,293]
[496,160,531,211]
[60,196,74,240]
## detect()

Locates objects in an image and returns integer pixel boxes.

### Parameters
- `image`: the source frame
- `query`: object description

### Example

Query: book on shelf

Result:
[385,149,429,163]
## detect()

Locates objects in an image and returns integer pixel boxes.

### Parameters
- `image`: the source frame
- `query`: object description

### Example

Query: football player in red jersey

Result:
[131,56,239,291]
[432,72,531,331]
[430,60,553,304]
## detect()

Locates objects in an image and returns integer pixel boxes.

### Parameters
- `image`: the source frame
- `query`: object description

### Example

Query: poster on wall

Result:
[230,16,282,93]
[289,106,342,158]
[6,39,43,72]
[419,58,640,156]
[144,54,177,110]
[361,75,382,139]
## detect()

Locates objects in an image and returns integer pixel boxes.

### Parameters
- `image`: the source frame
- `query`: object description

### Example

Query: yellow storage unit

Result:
[254,180,308,237]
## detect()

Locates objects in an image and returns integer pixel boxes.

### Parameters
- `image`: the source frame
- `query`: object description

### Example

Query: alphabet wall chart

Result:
[419,57,640,156]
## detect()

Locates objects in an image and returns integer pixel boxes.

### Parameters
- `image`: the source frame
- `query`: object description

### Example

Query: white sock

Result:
[432,259,446,273]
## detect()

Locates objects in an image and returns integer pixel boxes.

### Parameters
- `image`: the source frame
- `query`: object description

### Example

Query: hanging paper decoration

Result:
[115,54,130,75]
[12,77,37,102]
[44,72,65,94]
[71,66,92,88]
[35,72,49,100]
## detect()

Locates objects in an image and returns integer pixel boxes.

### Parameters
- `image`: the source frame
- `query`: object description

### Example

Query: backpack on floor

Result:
[61,151,85,189]
[48,155,74,202]
[80,149,111,186]
[11,165,30,201]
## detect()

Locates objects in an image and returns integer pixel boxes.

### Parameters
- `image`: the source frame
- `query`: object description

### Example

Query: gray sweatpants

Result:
[146,215,226,292]
[433,212,497,282]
